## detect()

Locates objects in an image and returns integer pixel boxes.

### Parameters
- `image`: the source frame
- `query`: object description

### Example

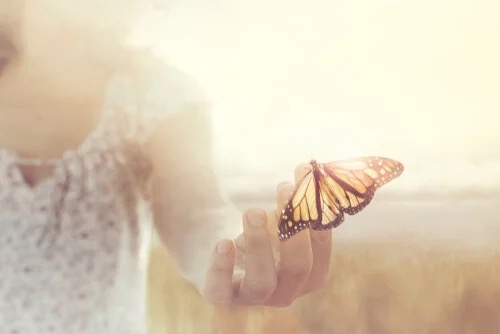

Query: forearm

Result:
[143,86,242,292]
[153,190,242,293]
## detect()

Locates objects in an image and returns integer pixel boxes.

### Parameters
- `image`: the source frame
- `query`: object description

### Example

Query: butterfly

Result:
[278,157,404,242]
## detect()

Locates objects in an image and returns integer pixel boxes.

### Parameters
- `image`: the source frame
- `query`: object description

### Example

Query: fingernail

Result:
[246,209,265,228]
[217,239,232,254]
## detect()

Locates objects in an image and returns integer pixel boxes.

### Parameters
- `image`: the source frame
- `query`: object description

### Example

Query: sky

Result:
[152,0,499,245]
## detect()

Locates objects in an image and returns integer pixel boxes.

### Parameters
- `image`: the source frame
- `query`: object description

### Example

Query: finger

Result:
[234,233,246,269]
[266,209,279,242]
[300,229,333,294]
[268,230,313,307]
[295,161,333,293]
[262,162,313,307]
[269,181,293,246]
[277,181,293,212]
[267,183,313,307]
[202,239,235,305]
[273,162,309,230]
[295,162,311,184]
[235,233,245,252]
[234,209,277,304]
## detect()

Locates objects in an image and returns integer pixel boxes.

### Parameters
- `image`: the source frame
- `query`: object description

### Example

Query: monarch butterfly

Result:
[278,157,404,242]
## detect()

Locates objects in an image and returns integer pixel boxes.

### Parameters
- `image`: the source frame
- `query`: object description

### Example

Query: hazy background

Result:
[152,0,499,246]
[146,1,499,333]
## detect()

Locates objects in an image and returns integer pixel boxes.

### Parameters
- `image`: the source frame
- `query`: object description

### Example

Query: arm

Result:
[143,66,332,306]
[144,103,242,292]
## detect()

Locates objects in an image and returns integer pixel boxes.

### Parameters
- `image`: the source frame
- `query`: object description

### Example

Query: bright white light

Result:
[156,0,500,196]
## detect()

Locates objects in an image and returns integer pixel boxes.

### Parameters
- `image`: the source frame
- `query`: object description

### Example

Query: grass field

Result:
[147,237,500,334]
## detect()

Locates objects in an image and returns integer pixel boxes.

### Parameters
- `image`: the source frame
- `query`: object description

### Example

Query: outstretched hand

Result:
[202,164,333,307]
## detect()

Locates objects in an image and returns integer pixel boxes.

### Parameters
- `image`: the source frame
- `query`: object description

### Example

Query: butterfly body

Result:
[278,157,404,242]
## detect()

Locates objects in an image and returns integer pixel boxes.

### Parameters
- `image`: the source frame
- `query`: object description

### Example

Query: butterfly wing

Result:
[278,167,322,242]
[311,156,403,231]
[310,173,350,231]
[278,157,404,241]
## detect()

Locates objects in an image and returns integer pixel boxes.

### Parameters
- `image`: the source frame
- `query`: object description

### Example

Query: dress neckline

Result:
[0,59,163,190]
[0,107,113,167]
[0,107,111,191]
[0,68,129,167]
[0,73,121,190]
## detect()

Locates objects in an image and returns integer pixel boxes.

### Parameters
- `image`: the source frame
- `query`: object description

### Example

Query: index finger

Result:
[295,162,311,184]
[296,161,333,294]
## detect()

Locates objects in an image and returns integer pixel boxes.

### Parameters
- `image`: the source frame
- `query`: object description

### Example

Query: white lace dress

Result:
[0,64,205,333]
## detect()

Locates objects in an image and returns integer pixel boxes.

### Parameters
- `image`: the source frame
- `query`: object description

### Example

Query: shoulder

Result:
[109,56,211,123]
[109,55,214,143]
[134,59,214,174]
[138,57,210,115]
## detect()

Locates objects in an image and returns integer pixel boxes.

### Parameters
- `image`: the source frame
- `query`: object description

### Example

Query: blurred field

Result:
[147,238,500,334]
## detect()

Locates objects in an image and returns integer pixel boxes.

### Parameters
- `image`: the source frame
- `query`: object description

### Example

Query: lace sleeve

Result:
[139,65,209,142]
[106,62,210,144]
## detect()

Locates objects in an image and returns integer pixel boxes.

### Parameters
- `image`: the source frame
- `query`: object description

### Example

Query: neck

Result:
[0,61,113,110]
[0,107,104,160]
[0,51,155,159]
[0,62,114,159]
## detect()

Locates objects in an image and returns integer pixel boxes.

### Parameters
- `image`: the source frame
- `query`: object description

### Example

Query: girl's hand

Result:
[202,164,333,307]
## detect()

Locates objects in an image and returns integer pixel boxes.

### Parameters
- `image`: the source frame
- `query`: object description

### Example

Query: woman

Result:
[0,1,333,332]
